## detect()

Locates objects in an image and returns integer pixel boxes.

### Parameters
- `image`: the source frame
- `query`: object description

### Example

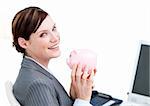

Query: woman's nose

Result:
[50,32,60,43]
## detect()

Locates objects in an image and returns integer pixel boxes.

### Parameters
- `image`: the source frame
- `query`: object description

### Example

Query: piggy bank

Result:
[66,49,97,74]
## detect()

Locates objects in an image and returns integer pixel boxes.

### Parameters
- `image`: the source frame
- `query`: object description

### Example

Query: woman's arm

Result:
[24,80,59,106]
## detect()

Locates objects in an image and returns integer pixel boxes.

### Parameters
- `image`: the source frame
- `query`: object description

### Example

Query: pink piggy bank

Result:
[67,49,97,74]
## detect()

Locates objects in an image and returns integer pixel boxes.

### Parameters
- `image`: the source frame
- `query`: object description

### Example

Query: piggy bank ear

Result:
[70,50,77,56]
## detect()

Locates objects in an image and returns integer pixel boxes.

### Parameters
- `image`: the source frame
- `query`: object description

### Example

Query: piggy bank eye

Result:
[69,54,72,57]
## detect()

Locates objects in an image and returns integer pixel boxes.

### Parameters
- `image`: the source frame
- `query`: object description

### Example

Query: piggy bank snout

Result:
[66,58,72,68]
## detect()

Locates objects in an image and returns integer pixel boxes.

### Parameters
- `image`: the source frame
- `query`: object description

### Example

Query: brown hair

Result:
[12,6,48,53]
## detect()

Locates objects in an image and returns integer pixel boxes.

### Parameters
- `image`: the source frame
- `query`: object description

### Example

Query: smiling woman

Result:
[17,15,61,67]
[12,6,95,106]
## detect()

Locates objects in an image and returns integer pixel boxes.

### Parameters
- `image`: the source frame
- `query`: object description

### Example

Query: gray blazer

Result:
[13,57,73,106]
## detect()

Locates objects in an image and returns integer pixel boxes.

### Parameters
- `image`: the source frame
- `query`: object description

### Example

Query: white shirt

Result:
[25,56,92,106]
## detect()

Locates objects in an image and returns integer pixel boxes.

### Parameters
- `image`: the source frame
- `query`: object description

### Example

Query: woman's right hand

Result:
[70,64,95,101]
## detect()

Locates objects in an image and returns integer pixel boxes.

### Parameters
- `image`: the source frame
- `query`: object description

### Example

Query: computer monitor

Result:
[128,41,150,105]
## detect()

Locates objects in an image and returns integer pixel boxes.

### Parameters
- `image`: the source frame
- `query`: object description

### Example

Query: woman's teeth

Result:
[49,45,59,49]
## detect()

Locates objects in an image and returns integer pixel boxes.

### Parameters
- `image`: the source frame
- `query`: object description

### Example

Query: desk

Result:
[118,102,150,106]
[102,101,150,106]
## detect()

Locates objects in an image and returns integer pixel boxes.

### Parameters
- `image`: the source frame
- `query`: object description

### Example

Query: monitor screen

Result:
[132,44,150,97]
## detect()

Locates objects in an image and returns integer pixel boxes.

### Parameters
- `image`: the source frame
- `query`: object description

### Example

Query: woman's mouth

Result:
[48,44,59,50]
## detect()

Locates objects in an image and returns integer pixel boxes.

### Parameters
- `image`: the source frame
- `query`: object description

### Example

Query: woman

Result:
[12,6,95,106]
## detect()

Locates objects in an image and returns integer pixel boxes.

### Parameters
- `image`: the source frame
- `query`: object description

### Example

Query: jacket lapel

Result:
[21,57,54,80]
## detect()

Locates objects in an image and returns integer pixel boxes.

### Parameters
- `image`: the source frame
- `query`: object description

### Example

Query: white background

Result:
[0,0,150,105]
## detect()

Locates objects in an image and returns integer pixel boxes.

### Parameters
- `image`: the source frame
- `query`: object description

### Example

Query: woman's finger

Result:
[76,64,83,84]
[82,66,90,80]
[87,70,94,86]
[71,64,77,83]
[89,69,95,80]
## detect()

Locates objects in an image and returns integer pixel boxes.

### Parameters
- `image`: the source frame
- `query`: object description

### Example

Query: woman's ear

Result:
[18,37,28,49]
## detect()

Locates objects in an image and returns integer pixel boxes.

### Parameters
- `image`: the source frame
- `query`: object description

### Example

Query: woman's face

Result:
[26,15,60,63]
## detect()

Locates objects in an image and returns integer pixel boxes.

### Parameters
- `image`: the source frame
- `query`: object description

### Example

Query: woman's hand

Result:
[70,64,95,101]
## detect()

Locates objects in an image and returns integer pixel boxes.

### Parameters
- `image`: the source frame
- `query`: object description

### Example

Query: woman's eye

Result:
[52,26,57,31]
[40,32,48,37]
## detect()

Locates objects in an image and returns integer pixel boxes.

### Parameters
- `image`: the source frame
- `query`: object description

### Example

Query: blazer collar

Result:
[21,57,54,79]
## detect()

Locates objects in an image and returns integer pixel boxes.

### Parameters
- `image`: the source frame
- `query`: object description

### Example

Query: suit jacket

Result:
[13,57,73,106]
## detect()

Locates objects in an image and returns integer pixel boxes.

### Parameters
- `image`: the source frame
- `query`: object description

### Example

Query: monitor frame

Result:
[128,40,150,105]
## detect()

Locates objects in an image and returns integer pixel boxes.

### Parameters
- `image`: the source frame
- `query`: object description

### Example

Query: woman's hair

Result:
[12,6,48,53]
